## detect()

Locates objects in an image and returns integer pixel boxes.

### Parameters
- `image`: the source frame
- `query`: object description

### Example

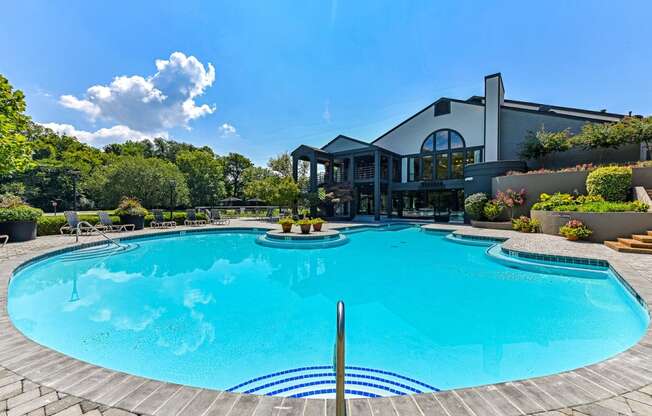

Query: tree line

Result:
[0,74,301,212]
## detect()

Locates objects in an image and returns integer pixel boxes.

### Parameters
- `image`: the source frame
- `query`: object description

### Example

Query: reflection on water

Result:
[8,229,649,391]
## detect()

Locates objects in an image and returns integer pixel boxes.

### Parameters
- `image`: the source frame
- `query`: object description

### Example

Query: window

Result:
[408,157,421,182]
[434,100,451,116]
[419,129,483,180]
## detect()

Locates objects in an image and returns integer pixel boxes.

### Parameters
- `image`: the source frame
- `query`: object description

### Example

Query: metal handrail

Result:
[75,221,123,248]
[335,301,345,416]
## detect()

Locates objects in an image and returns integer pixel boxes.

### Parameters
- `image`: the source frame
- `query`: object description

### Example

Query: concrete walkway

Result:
[2,220,652,416]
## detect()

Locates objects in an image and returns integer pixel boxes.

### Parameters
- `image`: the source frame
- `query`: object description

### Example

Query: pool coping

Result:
[2,222,652,416]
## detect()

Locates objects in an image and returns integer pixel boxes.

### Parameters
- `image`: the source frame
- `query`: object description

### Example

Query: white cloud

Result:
[322,100,331,123]
[218,123,237,137]
[40,122,161,147]
[50,51,216,147]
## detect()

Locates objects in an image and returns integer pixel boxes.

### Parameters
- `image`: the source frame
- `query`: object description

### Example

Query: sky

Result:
[1,1,651,165]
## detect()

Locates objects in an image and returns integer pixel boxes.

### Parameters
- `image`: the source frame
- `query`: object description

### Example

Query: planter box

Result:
[531,210,652,242]
[470,220,513,230]
[119,215,145,230]
[0,221,37,242]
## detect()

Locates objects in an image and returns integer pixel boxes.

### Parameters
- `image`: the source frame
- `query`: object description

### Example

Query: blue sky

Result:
[1,1,651,165]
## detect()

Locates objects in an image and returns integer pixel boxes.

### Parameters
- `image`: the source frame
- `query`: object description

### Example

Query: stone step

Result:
[632,234,652,243]
[605,240,652,254]
[617,238,652,249]
[648,230,652,236]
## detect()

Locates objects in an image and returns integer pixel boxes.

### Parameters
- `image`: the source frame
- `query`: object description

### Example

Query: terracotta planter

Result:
[312,222,323,232]
[0,221,37,242]
[119,214,145,230]
[565,235,579,241]
[300,224,311,234]
[281,223,292,233]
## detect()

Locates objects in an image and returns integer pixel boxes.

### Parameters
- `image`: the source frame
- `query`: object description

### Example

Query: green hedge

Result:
[551,201,648,213]
[586,166,632,201]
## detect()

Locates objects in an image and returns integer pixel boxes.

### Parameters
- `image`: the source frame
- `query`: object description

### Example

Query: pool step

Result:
[227,365,438,398]
[605,240,652,255]
[633,234,652,243]
[59,243,135,262]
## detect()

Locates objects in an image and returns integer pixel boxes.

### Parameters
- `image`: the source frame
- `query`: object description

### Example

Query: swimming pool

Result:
[8,227,648,397]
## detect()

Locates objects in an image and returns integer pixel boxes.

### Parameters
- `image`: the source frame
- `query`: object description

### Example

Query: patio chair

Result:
[184,209,207,226]
[209,208,229,225]
[99,211,135,232]
[264,208,279,223]
[0,235,8,247]
[60,211,95,235]
[151,209,177,228]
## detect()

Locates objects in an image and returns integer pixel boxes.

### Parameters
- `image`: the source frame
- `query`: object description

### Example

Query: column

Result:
[387,156,393,217]
[292,156,299,182]
[309,154,318,217]
[348,156,355,183]
[374,150,381,221]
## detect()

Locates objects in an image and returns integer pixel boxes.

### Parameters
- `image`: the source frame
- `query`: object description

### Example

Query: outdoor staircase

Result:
[605,231,652,254]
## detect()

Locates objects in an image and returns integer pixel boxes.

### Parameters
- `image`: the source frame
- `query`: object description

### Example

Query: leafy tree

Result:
[223,152,253,198]
[519,126,572,167]
[84,156,189,208]
[267,152,293,178]
[0,74,34,175]
[104,140,154,157]
[573,122,623,151]
[244,176,299,207]
[152,137,213,162]
[175,150,226,206]
[610,116,652,157]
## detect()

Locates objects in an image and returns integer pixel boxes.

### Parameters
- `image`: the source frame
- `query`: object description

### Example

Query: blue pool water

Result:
[8,227,648,395]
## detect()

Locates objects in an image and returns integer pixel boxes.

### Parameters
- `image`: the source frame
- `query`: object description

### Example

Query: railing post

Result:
[336,301,345,416]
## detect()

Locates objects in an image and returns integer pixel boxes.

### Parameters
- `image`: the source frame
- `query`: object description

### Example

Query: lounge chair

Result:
[151,209,177,228]
[184,209,207,226]
[208,208,229,225]
[60,211,95,235]
[99,211,135,232]
[0,235,8,247]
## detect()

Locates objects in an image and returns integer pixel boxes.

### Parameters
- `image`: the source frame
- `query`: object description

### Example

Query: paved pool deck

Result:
[1,219,652,416]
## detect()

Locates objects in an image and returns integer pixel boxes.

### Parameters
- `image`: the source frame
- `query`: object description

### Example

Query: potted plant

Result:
[483,200,504,221]
[296,218,312,234]
[311,218,326,232]
[278,216,294,233]
[114,196,148,230]
[559,220,592,241]
[511,216,541,233]
[0,194,43,242]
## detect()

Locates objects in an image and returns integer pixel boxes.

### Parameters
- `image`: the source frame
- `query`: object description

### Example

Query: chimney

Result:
[483,73,504,162]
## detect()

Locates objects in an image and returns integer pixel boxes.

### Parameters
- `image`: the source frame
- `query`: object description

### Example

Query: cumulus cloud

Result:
[40,122,160,147]
[48,51,216,146]
[218,123,237,137]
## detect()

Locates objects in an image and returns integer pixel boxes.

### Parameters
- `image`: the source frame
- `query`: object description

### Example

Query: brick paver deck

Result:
[1,219,652,415]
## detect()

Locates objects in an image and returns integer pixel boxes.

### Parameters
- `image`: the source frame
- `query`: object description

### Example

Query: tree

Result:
[84,156,189,208]
[244,176,299,207]
[152,137,213,162]
[223,153,253,198]
[104,140,154,157]
[573,121,623,151]
[267,152,293,178]
[519,126,572,167]
[0,74,34,176]
[610,116,652,158]
[175,150,226,206]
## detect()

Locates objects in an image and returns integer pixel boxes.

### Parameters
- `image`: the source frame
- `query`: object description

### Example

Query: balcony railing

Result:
[355,165,374,180]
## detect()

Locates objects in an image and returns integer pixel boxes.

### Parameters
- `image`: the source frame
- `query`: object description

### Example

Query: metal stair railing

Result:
[75,221,123,248]
[334,301,345,416]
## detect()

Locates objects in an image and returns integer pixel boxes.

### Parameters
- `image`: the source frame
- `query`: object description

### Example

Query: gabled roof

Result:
[321,135,371,152]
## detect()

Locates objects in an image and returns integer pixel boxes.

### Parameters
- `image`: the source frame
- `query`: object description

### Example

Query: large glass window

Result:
[408,157,421,182]
[419,129,483,180]
[422,155,433,180]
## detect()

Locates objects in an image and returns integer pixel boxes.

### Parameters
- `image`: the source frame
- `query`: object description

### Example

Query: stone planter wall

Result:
[531,210,652,242]
[492,166,652,212]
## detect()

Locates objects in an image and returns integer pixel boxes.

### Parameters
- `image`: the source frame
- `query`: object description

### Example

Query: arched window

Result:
[413,129,482,181]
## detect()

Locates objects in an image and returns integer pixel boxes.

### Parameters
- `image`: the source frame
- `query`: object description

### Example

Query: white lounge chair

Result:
[0,235,8,247]
[60,211,95,235]
[151,209,177,228]
[99,211,135,232]
[184,209,207,226]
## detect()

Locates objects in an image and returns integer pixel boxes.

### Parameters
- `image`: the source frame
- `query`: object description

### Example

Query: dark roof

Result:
[320,134,371,150]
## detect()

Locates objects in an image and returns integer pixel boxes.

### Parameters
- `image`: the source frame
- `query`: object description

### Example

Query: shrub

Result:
[311,218,326,224]
[464,193,488,220]
[559,220,592,240]
[0,194,44,222]
[531,193,575,211]
[295,218,312,226]
[278,217,294,225]
[553,201,648,213]
[586,166,632,201]
[512,216,540,233]
[483,200,504,221]
[114,196,149,217]
[495,188,526,218]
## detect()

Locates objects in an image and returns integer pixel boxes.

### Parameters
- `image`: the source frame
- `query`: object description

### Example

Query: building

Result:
[291,73,642,221]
